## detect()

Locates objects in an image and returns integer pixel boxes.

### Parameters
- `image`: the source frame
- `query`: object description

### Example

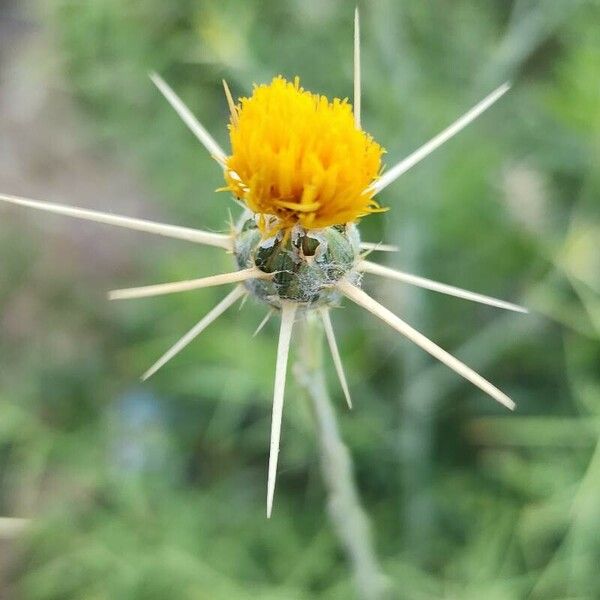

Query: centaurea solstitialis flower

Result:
[0,10,527,517]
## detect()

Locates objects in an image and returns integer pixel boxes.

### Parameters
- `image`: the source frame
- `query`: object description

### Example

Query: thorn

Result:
[267,302,297,518]
[370,83,511,194]
[254,309,274,337]
[0,193,232,249]
[320,309,353,409]
[337,280,516,410]
[359,242,399,253]
[142,286,245,381]
[359,260,528,313]
[150,71,228,166]
[353,7,361,129]
[222,79,239,127]
[109,268,264,301]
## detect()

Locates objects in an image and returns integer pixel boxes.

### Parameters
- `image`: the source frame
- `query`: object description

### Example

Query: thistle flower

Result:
[0,10,527,518]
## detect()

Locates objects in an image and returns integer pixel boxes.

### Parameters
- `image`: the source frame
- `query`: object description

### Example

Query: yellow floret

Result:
[224,76,385,233]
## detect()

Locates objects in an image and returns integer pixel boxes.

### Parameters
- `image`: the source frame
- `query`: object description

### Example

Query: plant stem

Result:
[294,312,390,600]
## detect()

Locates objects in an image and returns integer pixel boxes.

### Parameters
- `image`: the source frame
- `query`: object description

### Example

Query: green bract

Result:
[234,217,361,308]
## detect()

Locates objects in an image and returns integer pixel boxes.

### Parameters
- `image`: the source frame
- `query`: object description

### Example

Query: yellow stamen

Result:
[224,76,385,232]
[273,200,321,212]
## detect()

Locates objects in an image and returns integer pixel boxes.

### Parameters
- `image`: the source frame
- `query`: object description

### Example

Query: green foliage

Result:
[1,0,599,597]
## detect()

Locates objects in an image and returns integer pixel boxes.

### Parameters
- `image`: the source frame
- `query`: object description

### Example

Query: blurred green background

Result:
[1,0,599,598]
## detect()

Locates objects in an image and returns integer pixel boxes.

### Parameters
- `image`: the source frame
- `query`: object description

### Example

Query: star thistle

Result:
[0,10,527,518]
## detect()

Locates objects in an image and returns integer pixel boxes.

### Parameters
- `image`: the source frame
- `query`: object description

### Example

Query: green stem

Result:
[294,312,390,600]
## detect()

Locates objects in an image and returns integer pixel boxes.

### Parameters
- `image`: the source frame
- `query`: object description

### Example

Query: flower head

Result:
[0,9,524,519]
[225,76,384,233]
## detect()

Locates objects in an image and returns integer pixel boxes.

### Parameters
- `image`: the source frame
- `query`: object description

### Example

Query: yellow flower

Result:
[224,76,385,233]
